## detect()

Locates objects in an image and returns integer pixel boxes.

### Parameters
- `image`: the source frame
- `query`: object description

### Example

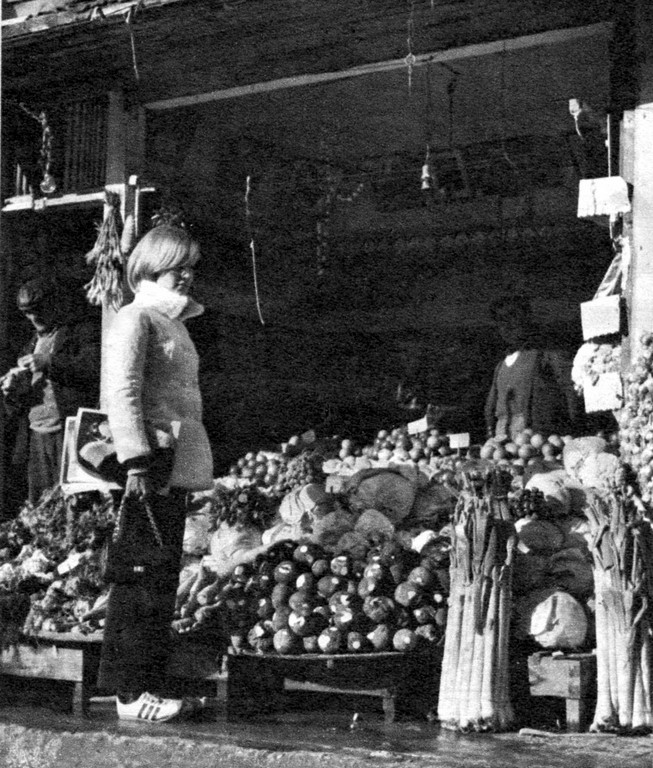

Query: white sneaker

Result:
[116,692,183,723]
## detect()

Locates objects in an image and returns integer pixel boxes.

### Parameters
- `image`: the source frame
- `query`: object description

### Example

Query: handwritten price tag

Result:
[448,433,470,450]
[57,552,83,576]
[407,416,430,435]
[583,372,623,413]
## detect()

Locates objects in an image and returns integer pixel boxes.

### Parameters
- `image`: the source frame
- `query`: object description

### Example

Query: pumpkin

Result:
[317,575,346,598]
[288,590,317,617]
[367,623,392,651]
[363,595,395,624]
[273,628,302,654]
[347,631,372,653]
[274,560,299,584]
[393,628,419,652]
[318,627,343,654]
[271,607,292,632]
[271,583,291,609]
[311,559,331,578]
[394,581,424,609]
[415,623,441,644]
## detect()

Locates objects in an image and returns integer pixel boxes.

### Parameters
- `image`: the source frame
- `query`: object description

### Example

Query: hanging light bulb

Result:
[40,172,57,195]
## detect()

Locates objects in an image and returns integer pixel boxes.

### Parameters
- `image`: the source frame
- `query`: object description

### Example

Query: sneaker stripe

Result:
[138,701,149,719]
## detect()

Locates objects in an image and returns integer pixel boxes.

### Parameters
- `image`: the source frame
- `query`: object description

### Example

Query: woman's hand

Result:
[124,471,153,501]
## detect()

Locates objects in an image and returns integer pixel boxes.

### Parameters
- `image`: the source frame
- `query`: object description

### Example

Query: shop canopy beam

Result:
[144,22,611,112]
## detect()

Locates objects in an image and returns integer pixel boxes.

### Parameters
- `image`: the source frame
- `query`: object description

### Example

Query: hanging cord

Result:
[405,0,417,93]
[245,175,266,326]
[499,43,516,170]
[446,70,459,149]
[421,61,434,191]
[125,4,142,85]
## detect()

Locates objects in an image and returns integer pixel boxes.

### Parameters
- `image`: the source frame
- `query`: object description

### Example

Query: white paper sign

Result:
[583,372,623,413]
[577,176,631,218]
[580,295,620,341]
[449,433,470,449]
[407,416,429,435]
[57,552,83,576]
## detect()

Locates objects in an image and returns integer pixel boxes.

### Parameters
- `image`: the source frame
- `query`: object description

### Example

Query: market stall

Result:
[1,398,651,733]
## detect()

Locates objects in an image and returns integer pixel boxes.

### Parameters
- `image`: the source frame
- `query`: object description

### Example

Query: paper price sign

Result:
[407,416,430,435]
[580,295,620,341]
[583,372,623,413]
[448,433,470,450]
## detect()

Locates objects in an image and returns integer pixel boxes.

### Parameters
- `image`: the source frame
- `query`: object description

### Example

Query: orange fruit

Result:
[548,434,564,449]
[518,444,535,460]
[530,433,545,450]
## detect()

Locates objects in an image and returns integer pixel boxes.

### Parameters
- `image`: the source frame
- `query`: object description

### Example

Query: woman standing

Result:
[98,224,213,722]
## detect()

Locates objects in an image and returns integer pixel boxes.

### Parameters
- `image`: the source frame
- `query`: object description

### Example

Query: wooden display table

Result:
[527,651,596,732]
[0,632,103,717]
[226,648,441,723]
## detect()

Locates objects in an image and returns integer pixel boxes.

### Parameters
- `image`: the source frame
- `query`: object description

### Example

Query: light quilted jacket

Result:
[104,280,213,490]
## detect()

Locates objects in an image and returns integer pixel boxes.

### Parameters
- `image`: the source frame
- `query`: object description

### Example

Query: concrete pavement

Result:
[0,693,652,768]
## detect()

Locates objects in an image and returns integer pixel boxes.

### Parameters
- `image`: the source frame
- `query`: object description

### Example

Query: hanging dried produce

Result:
[437,470,517,732]
[84,191,126,311]
[585,489,653,733]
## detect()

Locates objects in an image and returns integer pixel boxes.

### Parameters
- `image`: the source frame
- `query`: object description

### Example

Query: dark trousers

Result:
[98,489,187,696]
[28,430,63,506]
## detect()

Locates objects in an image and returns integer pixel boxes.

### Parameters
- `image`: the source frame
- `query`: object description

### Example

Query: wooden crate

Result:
[226,648,441,723]
[527,652,596,732]
[0,633,102,717]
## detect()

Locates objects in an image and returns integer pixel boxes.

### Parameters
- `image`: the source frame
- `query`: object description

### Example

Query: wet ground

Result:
[0,689,652,768]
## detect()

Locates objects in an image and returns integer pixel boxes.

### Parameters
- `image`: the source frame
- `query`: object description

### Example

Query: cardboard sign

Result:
[580,295,621,340]
[583,372,623,413]
[577,176,631,219]
[448,433,470,450]
[57,552,83,576]
[407,415,430,435]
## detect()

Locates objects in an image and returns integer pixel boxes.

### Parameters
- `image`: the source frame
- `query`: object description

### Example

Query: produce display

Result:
[620,333,653,504]
[3,395,653,735]
[585,489,653,733]
[437,471,516,732]
[0,488,112,639]
[185,534,449,657]
[572,341,622,397]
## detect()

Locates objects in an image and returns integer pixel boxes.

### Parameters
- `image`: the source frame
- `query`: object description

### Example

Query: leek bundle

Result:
[586,490,653,733]
[438,471,517,731]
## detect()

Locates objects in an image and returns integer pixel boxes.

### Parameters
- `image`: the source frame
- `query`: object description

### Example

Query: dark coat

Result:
[484,347,580,438]
[5,319,100,461]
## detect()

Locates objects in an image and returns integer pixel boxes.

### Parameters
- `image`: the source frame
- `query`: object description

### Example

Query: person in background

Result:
[98,224,214,723]
[484,294,581,441]
[0,277,100,508]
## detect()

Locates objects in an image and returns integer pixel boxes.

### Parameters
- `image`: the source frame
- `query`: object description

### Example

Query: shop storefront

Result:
[2,0,653,740]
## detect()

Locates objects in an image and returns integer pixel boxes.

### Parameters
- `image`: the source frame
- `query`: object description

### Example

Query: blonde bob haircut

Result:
[126,225,200,291]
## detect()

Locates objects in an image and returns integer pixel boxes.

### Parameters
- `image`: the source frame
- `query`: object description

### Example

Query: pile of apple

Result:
[619,333,653,503]
[345,427,453,464]
[213,537,449,656]
[479,430,568,473]
[226,434,333,497]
